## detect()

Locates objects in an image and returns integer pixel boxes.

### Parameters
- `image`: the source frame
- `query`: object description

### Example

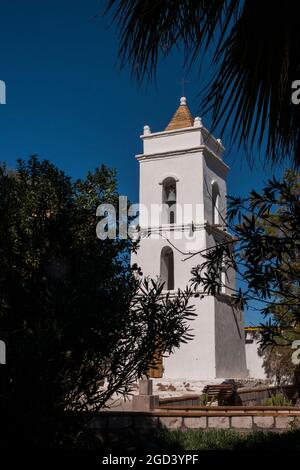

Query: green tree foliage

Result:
[191,170,300,353]
[0,156,194,447]
[261,344,297,387]
[106,1,300,166]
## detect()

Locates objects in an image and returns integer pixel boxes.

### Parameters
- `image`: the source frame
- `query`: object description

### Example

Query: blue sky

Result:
[0,0,285,324]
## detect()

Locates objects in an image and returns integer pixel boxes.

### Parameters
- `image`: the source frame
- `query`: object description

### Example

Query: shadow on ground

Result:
[78,427,300,451]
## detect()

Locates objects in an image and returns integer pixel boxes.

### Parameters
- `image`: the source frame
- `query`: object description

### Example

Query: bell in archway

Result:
[166,188,176,205]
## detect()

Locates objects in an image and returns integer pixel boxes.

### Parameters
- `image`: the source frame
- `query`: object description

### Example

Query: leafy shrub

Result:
[264,393,292,406]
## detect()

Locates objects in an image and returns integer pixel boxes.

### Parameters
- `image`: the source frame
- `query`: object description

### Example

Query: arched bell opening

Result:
[160,246,174,290]
[162,177,177,224]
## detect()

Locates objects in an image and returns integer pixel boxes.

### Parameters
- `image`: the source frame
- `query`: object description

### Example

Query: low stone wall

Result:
[91,407,300,432]
[158,385,297,407]
[159,395,202,407]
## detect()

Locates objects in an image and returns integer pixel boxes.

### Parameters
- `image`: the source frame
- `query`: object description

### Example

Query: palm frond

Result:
[106,0,300,167]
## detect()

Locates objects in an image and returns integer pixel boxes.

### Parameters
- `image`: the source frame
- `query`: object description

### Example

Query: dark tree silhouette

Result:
[190,171,300,353]
[0,157,194,447]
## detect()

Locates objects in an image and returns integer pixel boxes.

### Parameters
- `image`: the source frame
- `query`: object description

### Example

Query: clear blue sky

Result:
[0,0,285,324]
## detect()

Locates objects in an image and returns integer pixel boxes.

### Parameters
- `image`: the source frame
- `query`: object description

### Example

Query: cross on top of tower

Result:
[180,78,189,96]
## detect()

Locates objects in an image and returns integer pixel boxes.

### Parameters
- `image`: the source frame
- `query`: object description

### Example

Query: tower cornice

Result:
[140,120,225,163]
[136,146,229,174]
[141,125,225,151]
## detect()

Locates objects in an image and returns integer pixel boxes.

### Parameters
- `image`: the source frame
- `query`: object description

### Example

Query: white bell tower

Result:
[131,97,247,381]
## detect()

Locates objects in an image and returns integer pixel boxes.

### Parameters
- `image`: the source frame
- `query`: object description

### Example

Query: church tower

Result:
[131,97,247,381]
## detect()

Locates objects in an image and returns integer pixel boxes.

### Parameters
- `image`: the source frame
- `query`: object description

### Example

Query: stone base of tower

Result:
[162,295,248,381]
